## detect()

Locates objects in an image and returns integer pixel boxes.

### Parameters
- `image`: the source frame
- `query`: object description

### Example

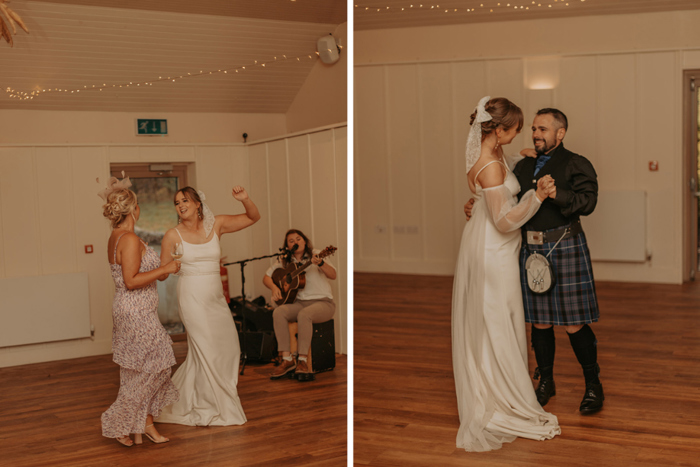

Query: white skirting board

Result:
[582,191,647,262]
[0,272,91,347]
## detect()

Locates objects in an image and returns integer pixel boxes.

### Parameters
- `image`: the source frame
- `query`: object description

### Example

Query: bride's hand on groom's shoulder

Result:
[520,148,537,158]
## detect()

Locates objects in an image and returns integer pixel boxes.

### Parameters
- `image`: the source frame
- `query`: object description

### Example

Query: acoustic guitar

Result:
[271,246,337,306]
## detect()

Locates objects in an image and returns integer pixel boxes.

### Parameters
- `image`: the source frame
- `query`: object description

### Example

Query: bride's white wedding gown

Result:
[452,160,560,451]
[156,230,247,426]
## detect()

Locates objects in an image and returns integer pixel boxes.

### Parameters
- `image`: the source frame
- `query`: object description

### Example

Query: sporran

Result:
[525,227,569,294]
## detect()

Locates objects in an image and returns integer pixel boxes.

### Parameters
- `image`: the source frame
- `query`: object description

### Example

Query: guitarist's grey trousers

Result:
[273,298,336,355]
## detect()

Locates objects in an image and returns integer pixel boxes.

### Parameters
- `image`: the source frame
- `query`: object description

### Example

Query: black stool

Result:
[289,319,335,373]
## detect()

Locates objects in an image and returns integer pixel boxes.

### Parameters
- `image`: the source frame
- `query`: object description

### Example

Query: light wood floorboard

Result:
[354,273,700,466]
[0,342,346,466]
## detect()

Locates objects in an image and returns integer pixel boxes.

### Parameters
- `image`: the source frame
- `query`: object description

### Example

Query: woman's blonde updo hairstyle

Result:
[470,97,524,140]
[102,189,137,229]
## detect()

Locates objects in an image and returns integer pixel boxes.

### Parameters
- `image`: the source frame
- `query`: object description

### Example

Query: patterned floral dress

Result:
[101,233,179,438]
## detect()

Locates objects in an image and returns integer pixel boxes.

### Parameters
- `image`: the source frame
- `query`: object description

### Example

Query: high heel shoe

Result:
[116,435,134,447]
[143,423,170,444]
[133,433,143,445]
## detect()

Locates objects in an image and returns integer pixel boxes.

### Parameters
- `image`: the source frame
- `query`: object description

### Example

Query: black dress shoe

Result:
[579,381,604,414]
[535,378,556,407]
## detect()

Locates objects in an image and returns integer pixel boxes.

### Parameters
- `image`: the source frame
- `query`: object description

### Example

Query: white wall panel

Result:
[248,144,274,294]
[108,146,140,162]
[636,52,678,268]
[387,64,422,260]
[288,136,313,233]
[35,148,77,275]
[419,63,456,263]
[354,66,391,259]
[309,131,338,247]
[267,140,291,242]
[597,54,637,192]
[558,56,598,166]
[0,149,40,278]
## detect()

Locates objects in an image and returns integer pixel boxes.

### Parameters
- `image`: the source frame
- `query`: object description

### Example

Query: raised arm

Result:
[217,186,261,236]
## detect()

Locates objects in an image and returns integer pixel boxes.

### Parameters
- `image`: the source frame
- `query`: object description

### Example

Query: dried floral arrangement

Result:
[0,0,29,47]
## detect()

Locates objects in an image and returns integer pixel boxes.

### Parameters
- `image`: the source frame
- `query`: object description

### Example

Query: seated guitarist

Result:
[263,229,336,382]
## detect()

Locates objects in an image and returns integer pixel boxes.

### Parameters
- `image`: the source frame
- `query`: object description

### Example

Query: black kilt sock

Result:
[567,324,600,385]
[531,326,555,380]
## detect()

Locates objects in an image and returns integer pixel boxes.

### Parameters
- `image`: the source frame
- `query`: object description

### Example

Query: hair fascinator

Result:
[98,171,132,201]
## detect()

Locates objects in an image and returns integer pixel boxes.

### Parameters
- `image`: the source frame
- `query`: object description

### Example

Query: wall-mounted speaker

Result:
[317,34,340,65]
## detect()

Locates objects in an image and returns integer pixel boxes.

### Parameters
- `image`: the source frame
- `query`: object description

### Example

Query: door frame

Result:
[683,70,700,281]
[110,163,190,186]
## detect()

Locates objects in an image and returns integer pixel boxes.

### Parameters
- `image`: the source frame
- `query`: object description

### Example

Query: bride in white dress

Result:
[156,185,260,426]
[452,96,561,451]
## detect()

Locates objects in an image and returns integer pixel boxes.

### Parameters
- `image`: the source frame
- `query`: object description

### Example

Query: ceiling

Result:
[354,0,700,30]
[0,0,347,113]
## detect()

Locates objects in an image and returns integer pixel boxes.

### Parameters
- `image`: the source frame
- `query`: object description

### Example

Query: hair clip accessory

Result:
[98,171,132,201]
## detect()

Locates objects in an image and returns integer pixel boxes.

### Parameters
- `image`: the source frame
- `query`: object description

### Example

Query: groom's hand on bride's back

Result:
[464,198,475,221]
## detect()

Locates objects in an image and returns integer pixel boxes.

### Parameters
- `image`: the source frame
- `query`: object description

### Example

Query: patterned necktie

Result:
[534,154,551,176]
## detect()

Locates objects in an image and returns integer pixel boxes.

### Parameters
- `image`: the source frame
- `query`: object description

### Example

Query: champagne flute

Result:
[171,242,184,260]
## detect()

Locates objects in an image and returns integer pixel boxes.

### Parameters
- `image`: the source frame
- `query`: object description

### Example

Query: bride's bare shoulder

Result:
[470,157,506,188]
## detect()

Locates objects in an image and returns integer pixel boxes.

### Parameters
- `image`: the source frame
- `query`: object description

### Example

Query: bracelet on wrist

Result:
[318,260,325,267]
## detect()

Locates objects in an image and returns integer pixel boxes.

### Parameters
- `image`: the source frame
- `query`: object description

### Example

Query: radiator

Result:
[0,272,91,347]
[582,191,647,262]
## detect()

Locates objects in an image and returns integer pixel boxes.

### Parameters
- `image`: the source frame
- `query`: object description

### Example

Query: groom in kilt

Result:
[513,108,604,414]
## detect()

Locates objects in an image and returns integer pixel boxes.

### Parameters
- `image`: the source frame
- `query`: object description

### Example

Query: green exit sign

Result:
[136,119,168,136]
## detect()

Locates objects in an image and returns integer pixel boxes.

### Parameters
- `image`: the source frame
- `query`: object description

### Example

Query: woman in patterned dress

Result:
[99,177,182,447]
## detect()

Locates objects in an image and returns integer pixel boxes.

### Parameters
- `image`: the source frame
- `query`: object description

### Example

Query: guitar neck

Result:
[288,259,314,279]
[287,250,333,280]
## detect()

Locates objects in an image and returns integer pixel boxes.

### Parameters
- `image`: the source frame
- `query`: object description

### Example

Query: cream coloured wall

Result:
[285,23,348,133]
[0,123,347,368]
[0,110,286,145]
[354,10,700,284]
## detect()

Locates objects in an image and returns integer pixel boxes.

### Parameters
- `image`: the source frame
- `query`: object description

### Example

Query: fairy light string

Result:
[355,0,585,14]
[4,48,337,101]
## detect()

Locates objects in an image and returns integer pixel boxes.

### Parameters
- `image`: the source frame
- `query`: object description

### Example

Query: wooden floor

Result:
[0,343,346,466]
[354,273,700,466]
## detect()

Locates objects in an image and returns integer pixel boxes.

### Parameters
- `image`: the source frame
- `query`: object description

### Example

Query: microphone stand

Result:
[224,250,285,375]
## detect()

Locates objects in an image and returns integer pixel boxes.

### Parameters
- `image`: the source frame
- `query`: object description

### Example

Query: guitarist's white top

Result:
[265,249,335,301]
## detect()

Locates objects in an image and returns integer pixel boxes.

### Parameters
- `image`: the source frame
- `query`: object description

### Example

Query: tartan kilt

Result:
[519,231,599,325]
